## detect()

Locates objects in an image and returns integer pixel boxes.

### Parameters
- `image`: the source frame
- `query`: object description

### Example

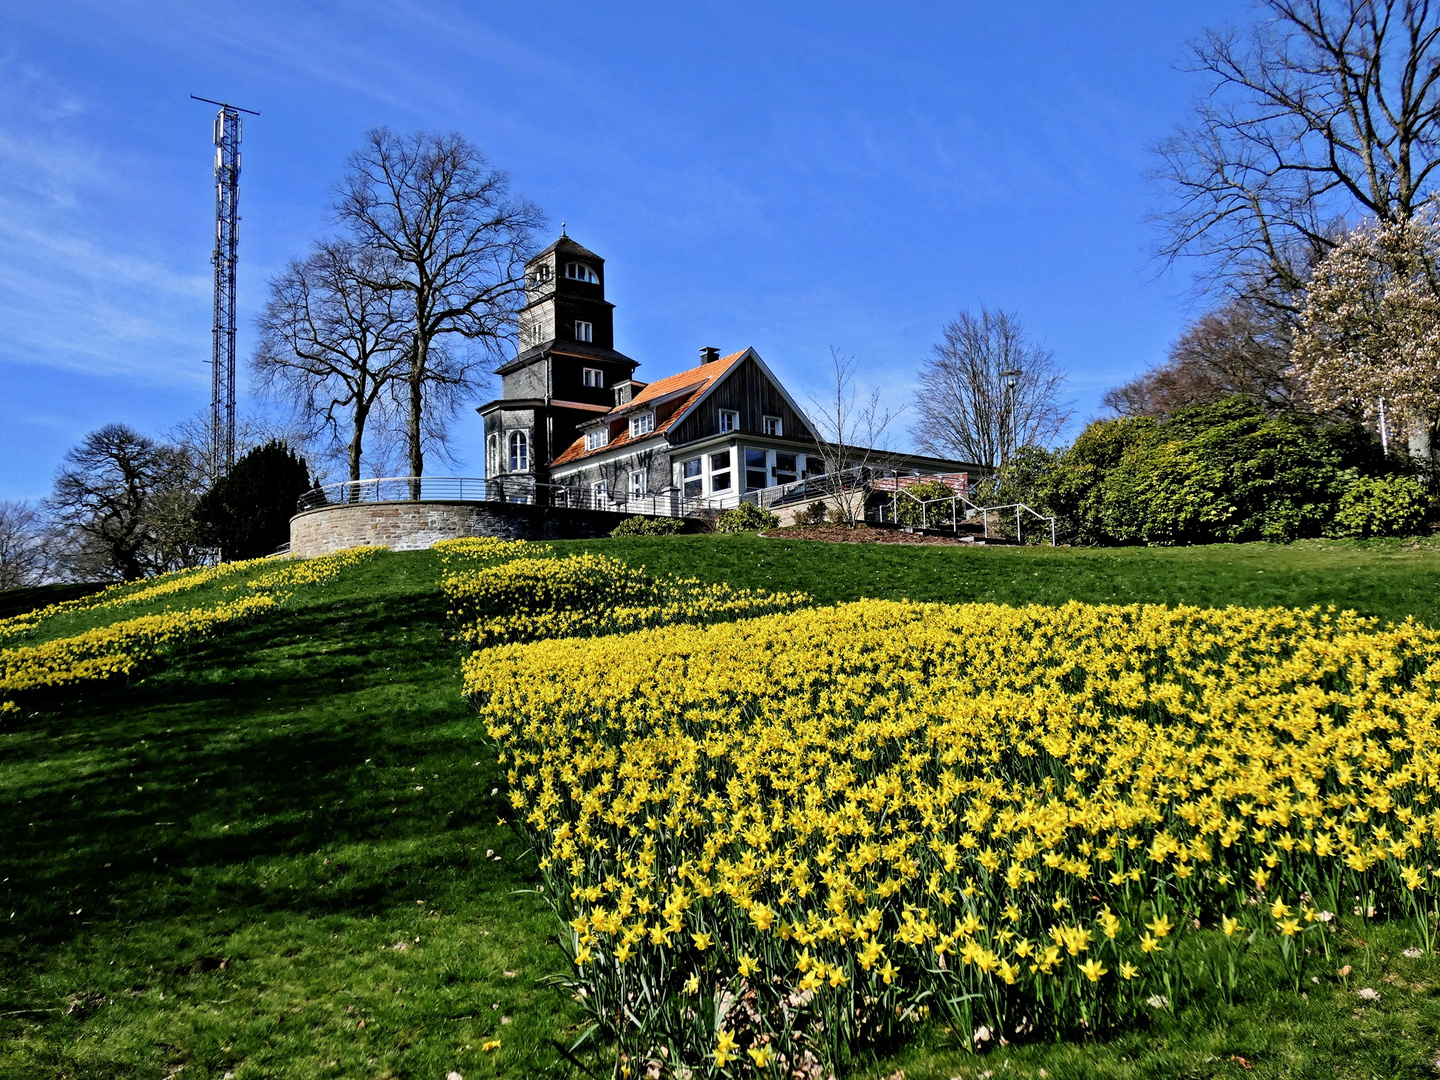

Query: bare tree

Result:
[254,240,411,484]
[913,307,1071,469]
[47,424,205,581]
[806,347,904,526]
[334,129,544,491]
[1155,1,1440,309]
[1102,299,1297,417]
[0,501,48,590]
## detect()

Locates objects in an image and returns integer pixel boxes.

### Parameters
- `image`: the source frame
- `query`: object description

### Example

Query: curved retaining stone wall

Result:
[289,500,658,557]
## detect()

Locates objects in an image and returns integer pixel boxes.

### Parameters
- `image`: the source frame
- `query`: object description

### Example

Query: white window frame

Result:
[565,262,599,283]
[681,457,703,499]
[585,428,608,451]
[592,479,608,503]
[575,320,593,343]
[486,433,499,475]
[629,412,655,439]
[763,415,783,437]
[583,367,604,388]
[718,408,739,433]
[508,430,529,472]
[629,470,647,497]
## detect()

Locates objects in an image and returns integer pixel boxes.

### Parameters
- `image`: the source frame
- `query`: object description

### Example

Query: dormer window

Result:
[564,262,599,283]
[585,428,608,451]
[629,412,655,439]
[583,367,604,388]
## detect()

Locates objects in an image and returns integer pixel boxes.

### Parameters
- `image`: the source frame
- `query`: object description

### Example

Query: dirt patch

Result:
[761,525,976,545]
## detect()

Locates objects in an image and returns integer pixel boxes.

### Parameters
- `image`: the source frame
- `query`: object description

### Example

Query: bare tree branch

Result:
[912,307,1072,468]
[1154,0,1440,308]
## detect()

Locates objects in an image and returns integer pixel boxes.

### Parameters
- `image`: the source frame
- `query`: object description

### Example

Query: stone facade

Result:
[289,500,665,557]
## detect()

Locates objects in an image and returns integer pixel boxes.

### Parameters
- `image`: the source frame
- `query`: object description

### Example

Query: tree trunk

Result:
[408,338,426,500]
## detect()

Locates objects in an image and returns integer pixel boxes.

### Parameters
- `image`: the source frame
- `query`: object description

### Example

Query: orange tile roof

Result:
[550,350,746,466]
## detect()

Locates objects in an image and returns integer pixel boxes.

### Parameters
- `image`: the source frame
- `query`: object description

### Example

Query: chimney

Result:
[699,346,720,365]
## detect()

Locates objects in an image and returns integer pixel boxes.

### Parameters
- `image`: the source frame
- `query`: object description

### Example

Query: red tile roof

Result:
[550,350,747,466]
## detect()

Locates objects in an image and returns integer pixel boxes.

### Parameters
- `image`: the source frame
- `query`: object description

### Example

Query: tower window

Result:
[575,320,593,343]
[583,367,604,388]
[486,433,499,475]
[508,430,529,472]
[565,262,599,283]
[763,415,783,437]
[586,428,608,451]
[529,263,552,286]
[629,412,655,439]
[718,409,739,433]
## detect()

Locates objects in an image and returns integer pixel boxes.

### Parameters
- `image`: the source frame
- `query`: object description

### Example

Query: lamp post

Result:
[999,368,1022,466]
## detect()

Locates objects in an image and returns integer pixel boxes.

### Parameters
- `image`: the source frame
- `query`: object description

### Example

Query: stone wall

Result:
[289,500,670,557]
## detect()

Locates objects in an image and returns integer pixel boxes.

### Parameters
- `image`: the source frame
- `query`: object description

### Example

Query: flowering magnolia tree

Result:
[1292,204,1440,452]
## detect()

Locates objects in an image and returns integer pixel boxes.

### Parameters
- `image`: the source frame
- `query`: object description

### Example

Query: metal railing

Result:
[295,475,716,519]
[878,486,1058,546]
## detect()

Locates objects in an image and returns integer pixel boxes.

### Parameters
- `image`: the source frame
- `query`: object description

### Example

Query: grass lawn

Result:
[3,537,1440,1079]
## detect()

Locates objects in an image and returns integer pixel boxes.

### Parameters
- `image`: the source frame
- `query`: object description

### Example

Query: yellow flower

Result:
[1402,865,1426,891]
[1146,913,1173,939]
[879,961,898,985]
[1079,957,1107,982]
[1221,915,1240,938]
[737,953,759,977]
[692,931,712,951]
[1119,962,1139,980]
[1277,918,1301,937]
[1140,933,1163,954]
[748,1044,773,1068]
[683,973,700,994]
[1099,909,1121,940]
[482,1040,501,1052]
[715,1029,738,1067]
[1270,900,1291,920]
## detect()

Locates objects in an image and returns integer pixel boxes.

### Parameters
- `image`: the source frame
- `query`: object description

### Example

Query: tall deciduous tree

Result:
[1155,0,1440,308]
[1292,201,1440,452]
[805,347,903,526]
[254,240,410,483]
[1102,300,1296,418]
[0,500,48,590]
[335,129,543,490]
[912,307,1071,469]
[47,424,205,581]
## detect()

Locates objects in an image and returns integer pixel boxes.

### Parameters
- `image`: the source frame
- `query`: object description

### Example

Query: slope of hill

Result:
[3,537,1440,1079]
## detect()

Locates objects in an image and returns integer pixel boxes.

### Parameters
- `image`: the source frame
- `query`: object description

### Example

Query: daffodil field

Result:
[0,545,384,715]
[437,537,810,646]
[457,559,1440,1076]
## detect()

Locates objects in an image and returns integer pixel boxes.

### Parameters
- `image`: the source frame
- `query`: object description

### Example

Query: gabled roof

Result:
[550,350,748,466]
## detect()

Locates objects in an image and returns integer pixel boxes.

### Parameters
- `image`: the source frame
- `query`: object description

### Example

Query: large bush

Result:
[714,502,779,533]
[195,441,313,560]
[891,480,958,527]
[1333,475,1432,537]
[1027,397,1403,546]
[610,516,684,538]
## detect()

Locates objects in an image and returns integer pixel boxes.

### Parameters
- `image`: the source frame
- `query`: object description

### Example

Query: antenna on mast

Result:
[191,95,258,477]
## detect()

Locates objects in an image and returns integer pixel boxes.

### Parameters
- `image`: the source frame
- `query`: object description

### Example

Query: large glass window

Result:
[774,452,798,486]
[709,451,732,493]
[745,448,769,491]
[682,458,703,499]
[508,431,529,472]
[565,262,599,283]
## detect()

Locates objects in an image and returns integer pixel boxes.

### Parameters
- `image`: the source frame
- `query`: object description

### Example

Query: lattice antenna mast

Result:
[191,95,258,477]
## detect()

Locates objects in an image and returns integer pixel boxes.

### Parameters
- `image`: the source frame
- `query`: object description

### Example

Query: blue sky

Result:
[0,0,1256,501]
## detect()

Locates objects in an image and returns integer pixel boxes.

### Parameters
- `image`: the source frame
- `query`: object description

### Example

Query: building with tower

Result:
[476,232,982,514]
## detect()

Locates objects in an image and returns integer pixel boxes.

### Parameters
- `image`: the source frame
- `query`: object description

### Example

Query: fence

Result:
[295,476,714,519]
[876,485,1058,545]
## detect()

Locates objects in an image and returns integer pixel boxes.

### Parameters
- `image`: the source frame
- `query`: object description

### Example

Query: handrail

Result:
[881,486,1057,546]
[295,476,715,519]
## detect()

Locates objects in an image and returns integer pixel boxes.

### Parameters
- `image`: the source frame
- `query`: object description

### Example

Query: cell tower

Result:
[191,95,258,476]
